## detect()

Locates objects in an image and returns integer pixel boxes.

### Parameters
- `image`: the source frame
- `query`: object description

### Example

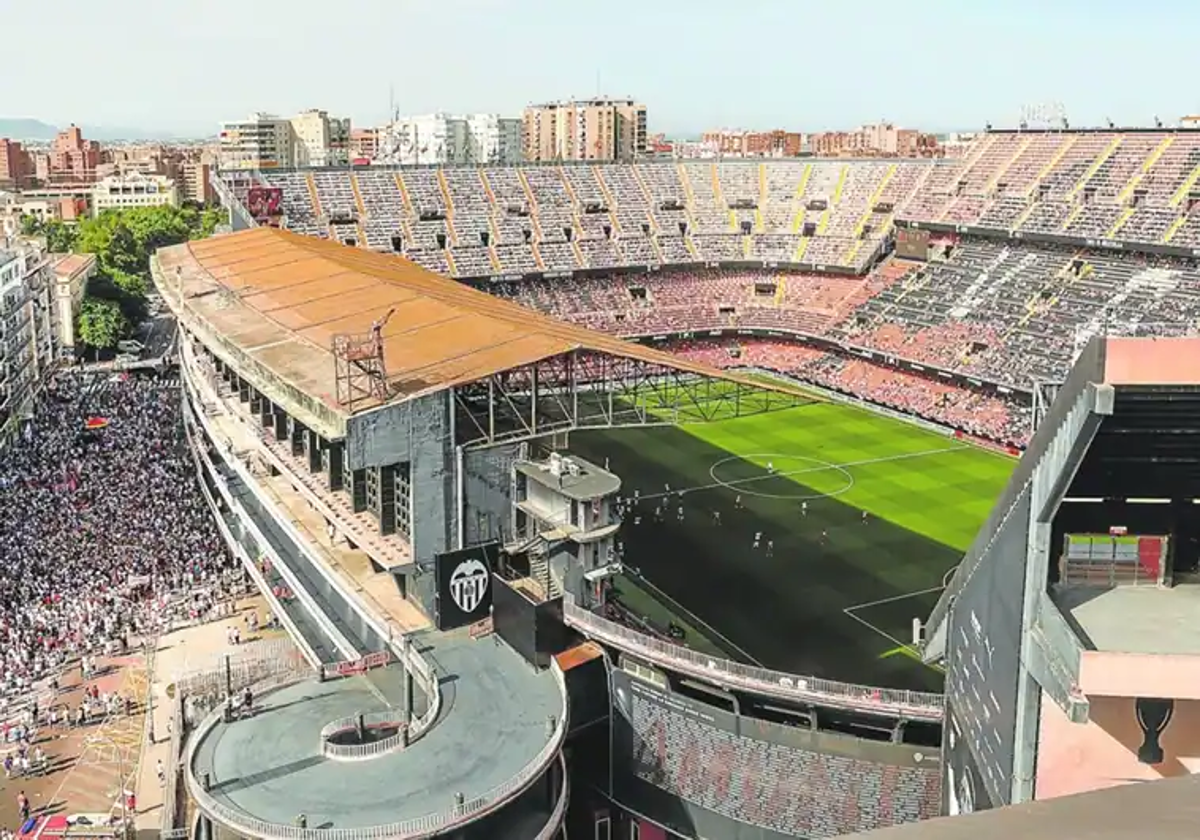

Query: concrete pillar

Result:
[273,410,288,442]
[377,464,397,536]
[326,440,345,492]
[291,421,307,458]
[306,430,323,473]
[350,468,368,514]
[237,379,250,404]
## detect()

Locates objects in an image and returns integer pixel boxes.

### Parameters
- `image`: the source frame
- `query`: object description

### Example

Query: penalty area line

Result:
[842,585,946,614]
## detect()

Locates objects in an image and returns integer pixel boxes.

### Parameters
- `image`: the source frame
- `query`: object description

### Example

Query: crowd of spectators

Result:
[0,371,232,713]
[668,339,1032,447]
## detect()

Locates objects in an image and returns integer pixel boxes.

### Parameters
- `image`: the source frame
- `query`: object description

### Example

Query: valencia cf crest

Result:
[450,559,490,615]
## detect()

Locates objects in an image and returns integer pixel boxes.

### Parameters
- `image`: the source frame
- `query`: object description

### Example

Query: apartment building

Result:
[218,114,296,170]
[48,125,102,182]
[91,172,179,214]
[349,128,380,164]
[290,109,350,167]
[219,111,351,170]
[465,114,523,164]
[523,98,647,161]
[809,123,941,158]
[700,129,804,158]
[375,113,522,165]
[0,242,57,441]
[0,140,33,190]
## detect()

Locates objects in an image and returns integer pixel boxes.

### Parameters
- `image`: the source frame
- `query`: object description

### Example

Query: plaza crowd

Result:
[0,371,233,709]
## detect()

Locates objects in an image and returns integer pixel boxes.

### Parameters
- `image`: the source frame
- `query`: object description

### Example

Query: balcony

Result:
[1054,585,1200,699]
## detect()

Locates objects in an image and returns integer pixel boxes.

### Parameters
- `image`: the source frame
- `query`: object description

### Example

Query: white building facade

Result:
[218,114,296,171]
[91,172,179,214]
[0,242,57,445]
[377,113,523,165]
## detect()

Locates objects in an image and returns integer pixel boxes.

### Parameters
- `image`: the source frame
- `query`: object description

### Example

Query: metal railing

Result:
[319,710,408,762]
[184,411,325,670]
[160,695,186,835]
[563,595,945,721]
[186,660,568,840]
[183,348,444,740]
[181,382,359,661]
[533,753,569,840]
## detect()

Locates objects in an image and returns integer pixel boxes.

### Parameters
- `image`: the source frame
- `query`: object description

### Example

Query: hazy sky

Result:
[3,0,1196,136]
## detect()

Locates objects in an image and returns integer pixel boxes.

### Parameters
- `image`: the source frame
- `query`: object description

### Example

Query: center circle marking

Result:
[708,453,855,501]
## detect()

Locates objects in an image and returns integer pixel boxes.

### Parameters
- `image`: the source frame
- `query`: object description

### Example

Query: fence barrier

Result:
[562,595,944,721]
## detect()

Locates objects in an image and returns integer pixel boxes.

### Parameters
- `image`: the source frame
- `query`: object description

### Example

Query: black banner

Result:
[434,542,498,630]
[944,698,996,815]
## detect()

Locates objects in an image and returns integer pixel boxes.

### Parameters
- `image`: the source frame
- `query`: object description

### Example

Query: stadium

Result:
[157,126,1200,840]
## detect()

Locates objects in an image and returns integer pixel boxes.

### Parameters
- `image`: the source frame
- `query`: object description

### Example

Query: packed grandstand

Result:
[216,128,1200,448]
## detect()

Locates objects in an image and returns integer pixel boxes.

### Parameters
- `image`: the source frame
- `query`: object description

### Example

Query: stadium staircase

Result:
[1061,203,1086,231]
[444,248,458,274]
[561,173,586,245]
[679,163,697,211]
[305,173,323,220]
[1107,206,1136,238]
[742,233,753,259]
[755,163,767,232]
[792,235,811,262]
[985,135,1031,194]
[529,545,562,600]
[1070,135,1123,196]
[1011,200,1041,231]
[350,174,368,217]
[790,163,813,232]
[394,173,414,216]
[1028,136,1077,196]
[1163,215,1188,243]
[841,164,897,263]
[531,243,547,271]
[594,166,622,235]
[479,169,498,206]
[1170,161,1200,206]
[437,169,458,246]
[710,163,735,233]
[518,168,539,218]
[832,165,849,204]
[487,242,503,273]
[1119,135,1174,204]
[571,238,586,268]
[774,277,787,304]
[815,206,832,235]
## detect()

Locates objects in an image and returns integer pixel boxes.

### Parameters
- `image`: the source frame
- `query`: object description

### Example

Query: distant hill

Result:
[0,118,58,141]
[0,117,189,142]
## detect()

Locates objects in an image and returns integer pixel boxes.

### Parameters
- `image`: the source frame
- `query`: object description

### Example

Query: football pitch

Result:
[568,398,1014,694]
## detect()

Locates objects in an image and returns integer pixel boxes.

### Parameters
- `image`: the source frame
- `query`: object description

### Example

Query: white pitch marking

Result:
[842,585,947,614]
[638,444,971,501]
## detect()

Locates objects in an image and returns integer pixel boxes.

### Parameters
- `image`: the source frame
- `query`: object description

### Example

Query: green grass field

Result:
[569,398,1014,693]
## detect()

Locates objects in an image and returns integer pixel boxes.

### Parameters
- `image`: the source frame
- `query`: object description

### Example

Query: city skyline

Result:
[3,0,1198,138]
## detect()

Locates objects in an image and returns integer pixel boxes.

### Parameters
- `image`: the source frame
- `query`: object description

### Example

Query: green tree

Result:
[19,214,41,236]
[76,297,128,351]
[44,219,79,253]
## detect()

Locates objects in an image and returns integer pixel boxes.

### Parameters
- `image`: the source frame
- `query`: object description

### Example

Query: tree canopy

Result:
[76,297,128,350]
[41,203,226,354]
